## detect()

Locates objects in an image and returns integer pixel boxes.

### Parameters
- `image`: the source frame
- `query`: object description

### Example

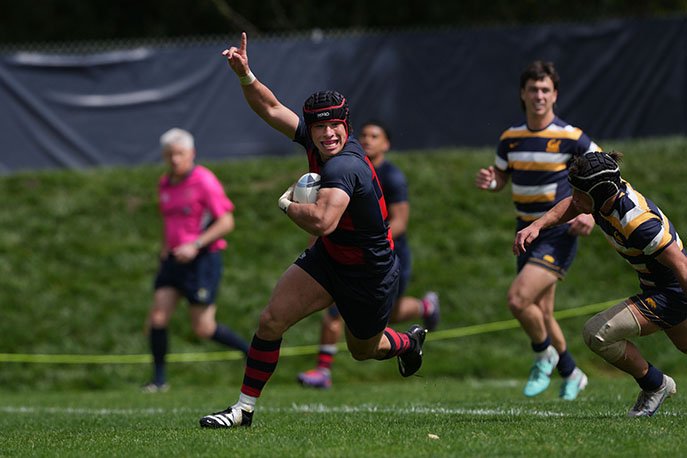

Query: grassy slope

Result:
[1,136,687,390]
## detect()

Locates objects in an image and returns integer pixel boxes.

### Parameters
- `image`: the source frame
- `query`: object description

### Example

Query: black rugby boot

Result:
[398,325,427,377]
[199,405,253,429]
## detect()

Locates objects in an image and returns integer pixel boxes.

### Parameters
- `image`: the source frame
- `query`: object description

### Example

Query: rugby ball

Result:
[292,172,321,204]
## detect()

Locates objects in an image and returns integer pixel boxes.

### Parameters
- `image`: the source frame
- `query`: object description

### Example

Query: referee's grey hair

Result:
[160,128,194,150]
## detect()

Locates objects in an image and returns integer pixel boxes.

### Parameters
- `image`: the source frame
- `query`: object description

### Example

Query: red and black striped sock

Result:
[240,334,282,398]
[317,349,335,370]
[383,328,413,359]
[421,297,432,317]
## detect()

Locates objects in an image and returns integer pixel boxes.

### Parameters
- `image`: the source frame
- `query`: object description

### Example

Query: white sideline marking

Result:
[0,404,568,418]
[288,404,568,417]
[0,406,190,415]
[1,404,679,417]
[467,379,520,388]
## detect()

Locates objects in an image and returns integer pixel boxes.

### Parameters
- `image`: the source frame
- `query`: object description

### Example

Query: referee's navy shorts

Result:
[295,241,400,340]
[516,220,578,279]
[154,250,223,305]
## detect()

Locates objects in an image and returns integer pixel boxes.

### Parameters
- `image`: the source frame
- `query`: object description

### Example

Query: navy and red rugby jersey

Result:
[293,119,394,273]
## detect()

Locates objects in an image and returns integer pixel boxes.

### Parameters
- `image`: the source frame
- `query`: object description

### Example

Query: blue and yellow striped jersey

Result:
[595,182,685,291]
[495,116,600,222]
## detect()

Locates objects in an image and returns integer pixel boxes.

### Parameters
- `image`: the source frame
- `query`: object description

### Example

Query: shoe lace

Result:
[561,377,578,396]
[631,392,650,412]
[306,368,328,377]
[533,358,552,375]
[529,365,547,382]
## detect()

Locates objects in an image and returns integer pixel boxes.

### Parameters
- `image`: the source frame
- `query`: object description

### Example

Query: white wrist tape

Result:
[278,186,294,214]
[279,198,291,214]
[239,71,256,86]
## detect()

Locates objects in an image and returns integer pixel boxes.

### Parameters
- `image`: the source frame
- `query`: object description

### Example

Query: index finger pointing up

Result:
[240,32,247,52]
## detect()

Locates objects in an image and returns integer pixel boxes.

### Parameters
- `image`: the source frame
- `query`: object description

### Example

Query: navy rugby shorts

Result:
[327,240,411,319]
[516,221,578,279]
[629,288,687,328]
[154,250,223,305]
[296,242,400,340]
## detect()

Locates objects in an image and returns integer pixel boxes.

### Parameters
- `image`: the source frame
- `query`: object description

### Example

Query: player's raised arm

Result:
[222,32,299,139]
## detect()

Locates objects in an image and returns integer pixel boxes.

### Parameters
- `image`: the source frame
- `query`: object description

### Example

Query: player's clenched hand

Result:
[475,166,496,190]
[513,226,540,255]
[567,213,595,237]
[222,32,250,76]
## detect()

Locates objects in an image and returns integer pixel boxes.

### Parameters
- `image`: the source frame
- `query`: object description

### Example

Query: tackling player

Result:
[514,151,686,417]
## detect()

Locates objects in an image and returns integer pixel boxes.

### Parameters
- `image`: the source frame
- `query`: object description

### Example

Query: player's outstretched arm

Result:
[222,32,299,139]
[513,197,579,254]
[513,224,541,255]
[567,213,595,237]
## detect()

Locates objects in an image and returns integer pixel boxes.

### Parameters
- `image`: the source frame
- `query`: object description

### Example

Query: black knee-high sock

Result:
[212,324,249,354]
[150,327,168,385]
[241,334,282,398]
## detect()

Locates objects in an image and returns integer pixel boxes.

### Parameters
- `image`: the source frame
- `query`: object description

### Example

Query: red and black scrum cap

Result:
[303,90,350,133]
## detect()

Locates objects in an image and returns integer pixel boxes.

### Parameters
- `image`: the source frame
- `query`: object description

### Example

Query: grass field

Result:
[1,377,686,457]
[2,137,687,455]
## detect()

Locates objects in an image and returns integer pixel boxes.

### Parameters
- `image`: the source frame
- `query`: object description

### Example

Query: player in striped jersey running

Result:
[514,151,686,416]
[476,61,597,400]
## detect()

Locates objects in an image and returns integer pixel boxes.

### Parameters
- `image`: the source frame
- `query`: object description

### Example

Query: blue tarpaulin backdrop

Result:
[1,16,685,172]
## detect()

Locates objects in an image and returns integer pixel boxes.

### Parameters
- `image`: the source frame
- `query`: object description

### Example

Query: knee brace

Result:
[583,302,640,363]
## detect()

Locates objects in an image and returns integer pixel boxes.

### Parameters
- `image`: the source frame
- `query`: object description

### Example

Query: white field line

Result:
[1,403,679,418]
[0,404,568,417]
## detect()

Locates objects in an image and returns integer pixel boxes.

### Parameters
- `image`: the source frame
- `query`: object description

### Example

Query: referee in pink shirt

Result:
[143,128,248,392]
